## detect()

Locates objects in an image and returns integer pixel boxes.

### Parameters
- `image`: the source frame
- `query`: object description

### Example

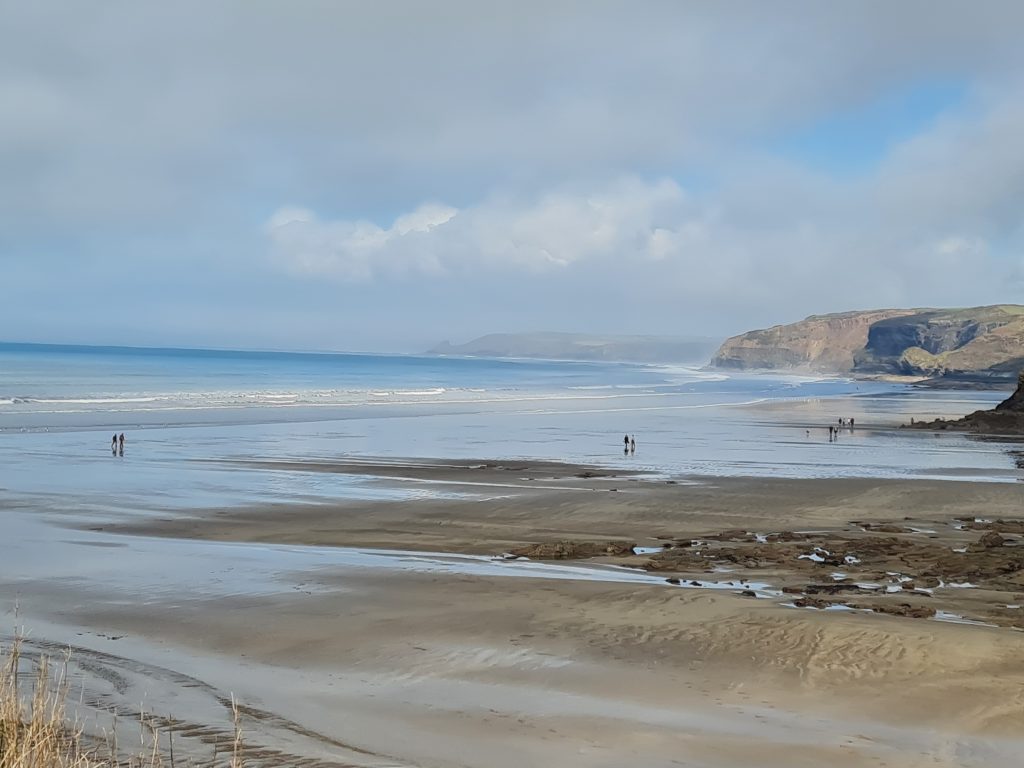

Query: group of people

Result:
[623,434,637,454]
[805,418,856,442]
[827,417,855,442]
[111,432,126,456]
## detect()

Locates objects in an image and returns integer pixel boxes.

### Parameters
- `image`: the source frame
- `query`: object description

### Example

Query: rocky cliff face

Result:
[712,305,1024,377]
[710,309,916,372]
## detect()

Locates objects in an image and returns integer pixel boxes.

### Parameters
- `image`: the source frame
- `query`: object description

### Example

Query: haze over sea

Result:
[0,342,1016,516]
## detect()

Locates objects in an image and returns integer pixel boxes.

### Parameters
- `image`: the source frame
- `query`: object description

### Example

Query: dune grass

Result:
[1,634,243,768]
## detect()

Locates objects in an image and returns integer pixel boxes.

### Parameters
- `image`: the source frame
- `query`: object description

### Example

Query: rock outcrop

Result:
[711,305,1024,378]
[909,370,1024,434]
[508,540,636,559]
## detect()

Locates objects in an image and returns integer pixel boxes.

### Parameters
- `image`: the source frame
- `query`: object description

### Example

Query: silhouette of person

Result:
[111,434,118,454]
[630,436,636,453]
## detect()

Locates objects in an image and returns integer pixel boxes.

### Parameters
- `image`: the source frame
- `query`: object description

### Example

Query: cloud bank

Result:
[3,1,1024,349]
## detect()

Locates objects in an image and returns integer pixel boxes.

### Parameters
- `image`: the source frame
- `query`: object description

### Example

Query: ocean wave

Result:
[370,388,448,397]
[8,396,162,405]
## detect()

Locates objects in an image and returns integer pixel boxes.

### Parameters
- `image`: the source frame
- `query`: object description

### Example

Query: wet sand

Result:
[103,456,1024,553]
[7,459,1024,767]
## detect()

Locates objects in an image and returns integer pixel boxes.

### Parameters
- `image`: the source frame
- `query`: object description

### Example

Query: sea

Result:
[0,341,1018,515]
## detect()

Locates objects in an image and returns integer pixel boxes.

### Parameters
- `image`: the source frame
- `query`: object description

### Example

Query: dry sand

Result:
[14,459,1024,767]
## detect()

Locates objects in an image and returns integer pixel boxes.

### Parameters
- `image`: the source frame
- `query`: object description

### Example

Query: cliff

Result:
[429,333,721,364]
[711,305,1024,378]
[711,309,916,373]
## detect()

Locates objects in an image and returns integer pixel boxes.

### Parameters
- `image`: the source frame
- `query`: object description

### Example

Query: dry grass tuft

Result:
[1,634,244,768]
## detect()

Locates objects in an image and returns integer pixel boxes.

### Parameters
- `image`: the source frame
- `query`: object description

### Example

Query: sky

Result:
[3,0,1024,352]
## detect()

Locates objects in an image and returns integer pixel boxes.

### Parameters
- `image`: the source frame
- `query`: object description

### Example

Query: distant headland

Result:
[427,332,721,365]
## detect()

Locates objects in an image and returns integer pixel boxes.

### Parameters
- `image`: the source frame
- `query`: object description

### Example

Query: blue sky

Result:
[2,2,1024,352]
[771,80,968,177]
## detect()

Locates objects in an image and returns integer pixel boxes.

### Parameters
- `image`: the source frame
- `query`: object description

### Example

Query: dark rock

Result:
[740,590,758,597]
[995,371,1024,412]
[804,583,870,595]
[979,531,1006,549]
[665,578,681,585]
[793,597,833,609]
[509,540,636,560]
[864,603,935,619]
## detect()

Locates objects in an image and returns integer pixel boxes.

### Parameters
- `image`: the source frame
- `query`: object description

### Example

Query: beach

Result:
[4,459,1024,767]
[3,346,1024,767]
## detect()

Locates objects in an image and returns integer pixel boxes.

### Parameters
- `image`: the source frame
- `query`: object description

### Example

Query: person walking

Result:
[111,434,118,454]
[630,435,636,453]
[118,433,125,455]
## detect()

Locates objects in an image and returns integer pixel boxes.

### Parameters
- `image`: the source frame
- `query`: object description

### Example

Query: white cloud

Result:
[263,75,1024,335]
[266,179,692,280]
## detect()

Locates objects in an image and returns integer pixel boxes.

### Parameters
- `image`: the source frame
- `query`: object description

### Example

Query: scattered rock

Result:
[793,597,833,609]
[509,540,636,560]
[978,531,1006,549]
[665,577,681,585]
[804,583,871,595]
[857,603,935,619]
[739,590,758,598]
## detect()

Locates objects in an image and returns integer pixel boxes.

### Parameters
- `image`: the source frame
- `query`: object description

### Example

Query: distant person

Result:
[806,429,810,438]
[850,418,855,428]
[119,433,125,456]
[111,434,118,454]
[624,434,630,449]
[630,435,636,453]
